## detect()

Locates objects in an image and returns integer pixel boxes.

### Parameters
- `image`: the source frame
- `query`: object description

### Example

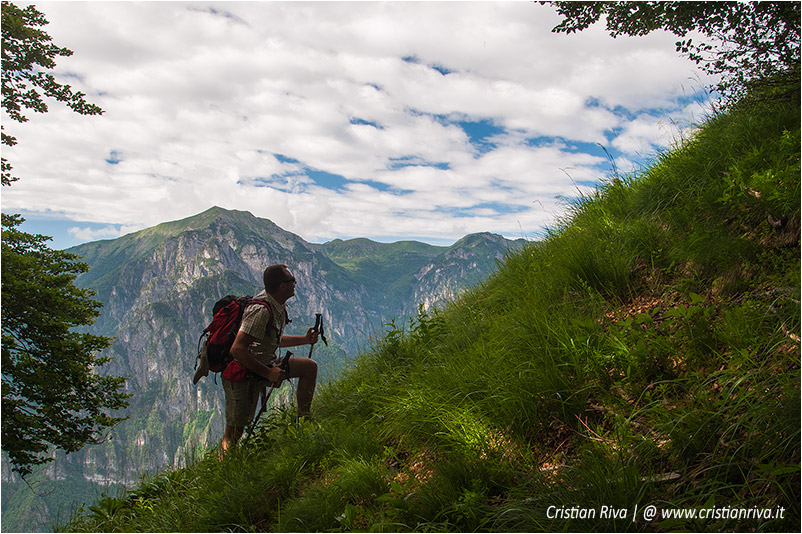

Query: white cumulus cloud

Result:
[1,1,719,248]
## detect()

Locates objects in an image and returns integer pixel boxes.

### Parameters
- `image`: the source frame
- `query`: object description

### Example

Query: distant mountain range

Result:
[1,206,526,531]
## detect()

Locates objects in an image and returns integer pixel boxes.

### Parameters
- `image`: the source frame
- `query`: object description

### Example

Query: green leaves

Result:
[1,3,121,476]
[545,1,801,102]
[1,214,130,477]
[1,1,103,124]
[2,0,103,185]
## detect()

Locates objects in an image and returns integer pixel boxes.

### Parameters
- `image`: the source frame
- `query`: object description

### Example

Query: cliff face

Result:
[1,206,525,530]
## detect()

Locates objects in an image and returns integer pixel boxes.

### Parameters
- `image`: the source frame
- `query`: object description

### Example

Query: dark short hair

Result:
[264,264,290,292]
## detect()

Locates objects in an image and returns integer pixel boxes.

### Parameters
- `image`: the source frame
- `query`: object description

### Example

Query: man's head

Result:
[264,264,296,302]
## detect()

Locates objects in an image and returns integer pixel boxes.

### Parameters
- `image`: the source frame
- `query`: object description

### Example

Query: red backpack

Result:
[194,295,273,383]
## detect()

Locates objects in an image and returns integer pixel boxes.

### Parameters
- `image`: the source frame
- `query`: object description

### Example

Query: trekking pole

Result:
[244,352,291,438]
[307,313,328,358]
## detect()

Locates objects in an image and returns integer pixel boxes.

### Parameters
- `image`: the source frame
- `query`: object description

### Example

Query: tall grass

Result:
[63,85,799,532]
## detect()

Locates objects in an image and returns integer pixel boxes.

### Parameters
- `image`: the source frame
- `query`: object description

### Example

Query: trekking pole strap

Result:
[308,313,328,358]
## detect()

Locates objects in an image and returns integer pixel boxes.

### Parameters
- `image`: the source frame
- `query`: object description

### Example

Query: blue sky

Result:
[2,1,717,250]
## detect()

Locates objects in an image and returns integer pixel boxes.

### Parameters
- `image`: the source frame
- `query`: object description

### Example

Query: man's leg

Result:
[220,378,262,457]
[220,424,245,455]
[288,356,318,416]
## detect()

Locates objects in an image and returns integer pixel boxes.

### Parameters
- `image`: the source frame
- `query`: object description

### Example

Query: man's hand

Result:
[266,365,285,384]
[306,327,319,345]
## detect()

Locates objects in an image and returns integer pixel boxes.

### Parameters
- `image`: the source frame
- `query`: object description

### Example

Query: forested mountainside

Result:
[1,208,523,532]
[62,81,799,532]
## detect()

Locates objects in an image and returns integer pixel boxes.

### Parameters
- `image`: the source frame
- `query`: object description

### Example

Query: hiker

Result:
[220,264,319,453]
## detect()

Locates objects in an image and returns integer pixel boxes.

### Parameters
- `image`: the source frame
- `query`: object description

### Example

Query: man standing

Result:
[221,264,318,453]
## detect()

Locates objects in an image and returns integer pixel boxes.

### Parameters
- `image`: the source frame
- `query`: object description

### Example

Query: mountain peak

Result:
[450,231,527,250]
[144,206,273,235]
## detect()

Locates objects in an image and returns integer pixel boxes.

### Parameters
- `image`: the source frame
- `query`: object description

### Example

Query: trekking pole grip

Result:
[308,313,322,358]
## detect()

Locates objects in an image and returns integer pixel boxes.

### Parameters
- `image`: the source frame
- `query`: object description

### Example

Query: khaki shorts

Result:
[222,377,268,428]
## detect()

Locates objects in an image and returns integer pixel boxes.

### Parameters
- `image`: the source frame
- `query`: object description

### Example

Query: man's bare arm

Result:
[280,327,318,348]
[229,330,284,382]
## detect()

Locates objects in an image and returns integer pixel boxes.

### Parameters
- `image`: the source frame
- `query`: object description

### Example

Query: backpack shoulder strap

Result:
[247,298,273,317]
[246,299,276,337]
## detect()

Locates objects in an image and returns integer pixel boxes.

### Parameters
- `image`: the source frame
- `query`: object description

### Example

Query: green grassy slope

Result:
[62,87,799,533]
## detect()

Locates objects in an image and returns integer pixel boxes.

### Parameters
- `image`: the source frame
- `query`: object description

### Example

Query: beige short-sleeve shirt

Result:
[238,290,287,367]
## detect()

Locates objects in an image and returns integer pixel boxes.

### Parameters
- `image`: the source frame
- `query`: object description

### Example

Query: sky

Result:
[1,1,719,250]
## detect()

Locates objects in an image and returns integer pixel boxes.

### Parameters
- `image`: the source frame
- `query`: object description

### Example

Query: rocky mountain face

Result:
[1,206,525,531]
